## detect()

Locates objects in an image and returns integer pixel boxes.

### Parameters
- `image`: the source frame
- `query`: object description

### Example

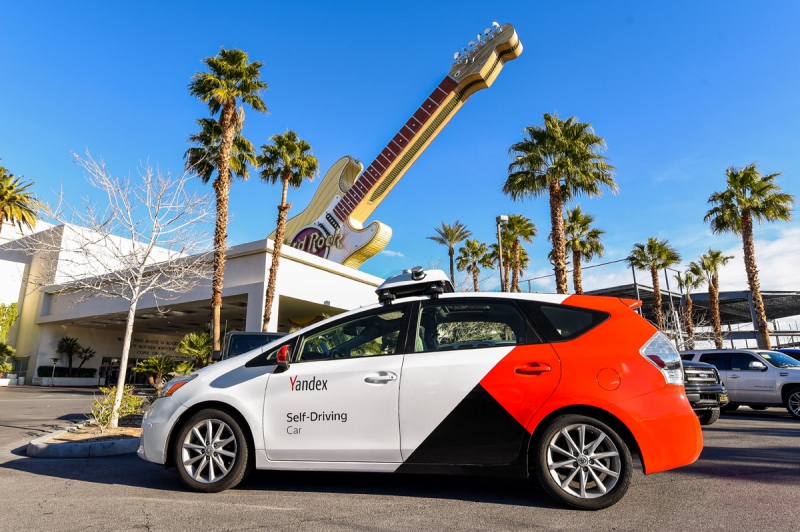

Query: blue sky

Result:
[2,1,799,293]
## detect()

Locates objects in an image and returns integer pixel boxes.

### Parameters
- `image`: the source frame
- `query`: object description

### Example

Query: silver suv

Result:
[681,349,800,419]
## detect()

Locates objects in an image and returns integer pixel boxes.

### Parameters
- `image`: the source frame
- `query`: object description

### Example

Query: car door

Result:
[398,298,561,466]
[263,305,410,462]
[727,352,776,403]
[698,352,730,391]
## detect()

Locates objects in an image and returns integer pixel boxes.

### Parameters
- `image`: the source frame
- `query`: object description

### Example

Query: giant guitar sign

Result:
[271,22,523,268]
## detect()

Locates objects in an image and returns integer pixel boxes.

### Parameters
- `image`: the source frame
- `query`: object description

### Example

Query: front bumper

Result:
[685,384,728,410]
[137,396,187,465]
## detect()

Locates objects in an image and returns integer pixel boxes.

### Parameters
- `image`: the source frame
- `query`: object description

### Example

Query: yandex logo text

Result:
[289,375,328,391]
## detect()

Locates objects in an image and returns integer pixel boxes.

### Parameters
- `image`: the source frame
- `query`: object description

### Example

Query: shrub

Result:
[89,385,144,434]
[37,366,97,378]
[0,361,12,378]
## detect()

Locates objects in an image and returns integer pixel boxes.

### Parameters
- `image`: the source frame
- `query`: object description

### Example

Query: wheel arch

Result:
[780,382,800,403]
[164,400,256,469]
[526,405,643,474]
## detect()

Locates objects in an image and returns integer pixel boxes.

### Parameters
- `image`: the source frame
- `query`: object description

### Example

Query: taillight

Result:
[639,332,683,385]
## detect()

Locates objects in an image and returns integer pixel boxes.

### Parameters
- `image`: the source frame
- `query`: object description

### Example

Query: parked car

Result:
[680,359,728,425]
[681,349,800,419]
[777,348,800,362]
[139,268,702,510]
[220,331,287,360]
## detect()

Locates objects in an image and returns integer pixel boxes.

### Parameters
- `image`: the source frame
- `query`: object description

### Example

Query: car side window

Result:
[698,353,730,370]
[517,300,609,342]
[730,353,762,371]
[414,300,537,352]
[297,308,406,362]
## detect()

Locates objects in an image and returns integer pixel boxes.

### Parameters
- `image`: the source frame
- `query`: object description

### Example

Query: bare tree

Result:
[17,152,212,427]
[660,307,719,351]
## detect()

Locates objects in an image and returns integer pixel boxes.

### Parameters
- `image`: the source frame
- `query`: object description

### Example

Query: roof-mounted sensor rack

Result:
[376,267,455,304]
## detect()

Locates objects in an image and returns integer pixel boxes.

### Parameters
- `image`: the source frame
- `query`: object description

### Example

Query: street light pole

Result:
[496,215,508,292]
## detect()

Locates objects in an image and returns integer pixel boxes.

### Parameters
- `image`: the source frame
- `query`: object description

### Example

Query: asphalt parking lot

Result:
[1,386,799,531]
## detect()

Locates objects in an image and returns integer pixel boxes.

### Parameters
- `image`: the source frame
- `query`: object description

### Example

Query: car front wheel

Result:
[697,408,720,426]
[534,414,632,510]
[174,408,251,492]
[785,388,800,420]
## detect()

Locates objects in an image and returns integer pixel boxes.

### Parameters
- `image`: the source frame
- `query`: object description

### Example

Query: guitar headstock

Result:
[448,22,523,83]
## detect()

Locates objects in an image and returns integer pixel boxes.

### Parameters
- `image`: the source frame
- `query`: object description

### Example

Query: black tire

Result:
[534,414,632,510]
[747,405,768,411]
[719,404,739,414]
[697,408,720,426]
[784,387,800,419]
[173,408,251,492]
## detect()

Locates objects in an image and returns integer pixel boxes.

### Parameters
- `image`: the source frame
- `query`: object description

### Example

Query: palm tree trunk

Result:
[448,248,455,285]
[68,353,74,378]
[472,262,480,292]
[572,249,583,295]
[210,102,237,352]
[547,181,568,294]
[511,240,520,293]
[263,170,292,330]
[503,261,510,293]
[684,295,695,349]
[709,275,723,349]
[741,210,771,348]
[650,267,663,330]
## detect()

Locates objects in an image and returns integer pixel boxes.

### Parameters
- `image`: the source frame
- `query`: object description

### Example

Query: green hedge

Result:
[37,366,97,378]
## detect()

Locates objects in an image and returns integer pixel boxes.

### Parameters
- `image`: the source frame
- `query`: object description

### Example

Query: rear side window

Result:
[414,300,539,352]
[698,353,730,371]
[518,301,608,342]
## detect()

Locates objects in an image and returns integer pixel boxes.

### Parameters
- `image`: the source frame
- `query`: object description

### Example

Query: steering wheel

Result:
[330,350,345,359]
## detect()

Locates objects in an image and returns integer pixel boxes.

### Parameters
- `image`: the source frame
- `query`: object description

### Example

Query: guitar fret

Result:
[336,74,461,220]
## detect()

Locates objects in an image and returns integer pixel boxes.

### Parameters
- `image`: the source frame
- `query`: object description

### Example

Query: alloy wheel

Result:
[545,423,621,499]
[181,418,238,484]
[788,391,800,418]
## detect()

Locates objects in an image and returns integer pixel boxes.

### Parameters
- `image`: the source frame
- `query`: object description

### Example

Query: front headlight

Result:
[159,374,197,398]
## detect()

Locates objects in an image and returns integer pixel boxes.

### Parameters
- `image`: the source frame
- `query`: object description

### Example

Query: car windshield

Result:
[760,351,800,369]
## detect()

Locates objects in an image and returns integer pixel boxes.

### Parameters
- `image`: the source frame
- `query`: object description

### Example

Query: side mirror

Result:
[749,361,767,371]
[276,345,290,370]
[211,350,222,362]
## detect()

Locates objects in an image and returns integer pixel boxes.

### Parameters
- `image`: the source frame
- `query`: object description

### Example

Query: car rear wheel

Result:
[784,388,800,419]
[174,408,251,492]
[534,414,632,510]
[697,408,720,426]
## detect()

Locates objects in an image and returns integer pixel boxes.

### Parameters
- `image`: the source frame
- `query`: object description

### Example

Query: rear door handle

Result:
[364,371,398,384]
[730,374,740,379]
[515,362,552,375]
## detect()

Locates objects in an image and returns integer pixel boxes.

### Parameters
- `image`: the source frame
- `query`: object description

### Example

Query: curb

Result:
[26,423,140,458]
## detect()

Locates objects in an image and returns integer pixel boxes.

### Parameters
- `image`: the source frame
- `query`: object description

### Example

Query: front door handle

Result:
[730,374,740,379]
[364,371,398,384]
[515,362,552,375]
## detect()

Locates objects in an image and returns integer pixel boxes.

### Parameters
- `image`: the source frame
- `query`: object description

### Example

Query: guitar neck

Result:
[332,75,461,224]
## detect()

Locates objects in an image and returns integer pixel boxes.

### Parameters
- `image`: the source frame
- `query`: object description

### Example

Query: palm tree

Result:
[259,130,319,331]
[56,336,82,378]
[504,113,616,294]
[184,118,257,183]
[562,205,604,294]
[490,237,529,293]
[504,215,537,293]
[674,270,704,349]
[132,355,176,391]
[188,47,268,353]
[0,163,40,235]
[427,221,472,284]
[689,250,734,349]
[704,163,794,348]
[455,239,494,292]
[627,238,681,331]
[175,330,212,368]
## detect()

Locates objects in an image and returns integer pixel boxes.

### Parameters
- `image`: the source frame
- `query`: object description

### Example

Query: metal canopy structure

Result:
[586,284,800,347]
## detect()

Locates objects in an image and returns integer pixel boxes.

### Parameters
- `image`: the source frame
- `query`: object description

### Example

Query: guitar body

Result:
[271,23,522,269]
[270,156,393,268]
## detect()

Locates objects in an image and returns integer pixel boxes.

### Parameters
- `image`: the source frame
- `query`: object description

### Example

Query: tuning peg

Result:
[468,40,477,47]
[476,34,482,42]
[454,52,460,60]
[484,28,492,35]
[492,21,499,28]
[462,46,469,53]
